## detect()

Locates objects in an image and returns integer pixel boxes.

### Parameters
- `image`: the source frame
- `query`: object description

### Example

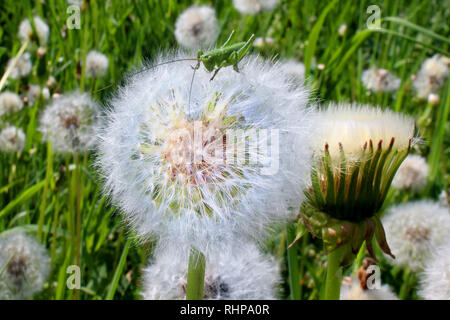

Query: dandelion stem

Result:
[286,224,301,300]
[324,246,344,300]
[186,248,206,300]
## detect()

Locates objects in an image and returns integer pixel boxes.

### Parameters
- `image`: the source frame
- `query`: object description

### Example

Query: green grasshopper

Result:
[194,31,255,80]
[95,32,255,93]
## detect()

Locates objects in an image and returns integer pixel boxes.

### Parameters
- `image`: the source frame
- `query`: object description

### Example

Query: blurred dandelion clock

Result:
[7,52,32,79]
[141,242,280,300]
[0,233,50,300]
[299,102,414,299]
[39,92,100,153]
[233,0,279,15]
[85,50,109,78]
[392,154,429,192]
[361,67,400,93]
[413,54,449,99]
[174,6,220,50]
[97,52,312,262]
[419,243,450,300]
[383,200,450,272]
[18,16,49,45]
[0,126,26,153]
[0,91,23,117]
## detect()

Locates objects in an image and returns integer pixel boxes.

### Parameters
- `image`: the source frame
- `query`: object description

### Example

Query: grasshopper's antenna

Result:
[94,58,198,94]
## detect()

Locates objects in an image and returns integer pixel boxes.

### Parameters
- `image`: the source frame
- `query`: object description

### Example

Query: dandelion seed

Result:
[361,67,400,93]
[233,0,279,15]
[392,154,429,192]
[97,52,312,257]
[0,233,50,300]
[383,200,450,272]
[0,91,23,117]
[18,16,50,46]
[419,243,450,300]
[7,52,32,79]
[0,126,26,153]
[39,91,100,153]
[338,23,347,36]
[174,6,219,50]
[413,55,449,99]
[141,242,280,300]
[85,50,109,78]
[301,103,415,264]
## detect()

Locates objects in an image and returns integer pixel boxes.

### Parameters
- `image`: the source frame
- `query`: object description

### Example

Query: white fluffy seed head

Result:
[0,91,23,117]
[39,91,100,153]
[361,67,400,93]
[419,243,450,300]
[18,16,50,45]
[174,6,219,50]
[392,154,429,192]
[0,126,26,152]
[85,50,109,78]
[0,232,50,300]
[7,52,32,79]
[413,55,449,99]
[141,241,280,300]
[97,52,313,258]
[312,103,415,164]
[340,276,398,300]
[382,200,450,272]
[233,0,279,14]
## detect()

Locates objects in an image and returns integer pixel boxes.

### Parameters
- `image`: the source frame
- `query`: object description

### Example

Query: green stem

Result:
[286,225,301,300]
[186,248,206,300]
[324,247,343,300]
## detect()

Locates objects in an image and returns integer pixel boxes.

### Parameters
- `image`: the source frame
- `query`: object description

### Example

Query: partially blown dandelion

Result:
[141,242,280,300]
[0,126,26,152]
[174,6,220,50]
[39,92,100,153]
[0,91,23,117]
[18,16,50,45]
[0,233,50,300]
[7,52,32,79]
[361,67,400,93]
[382,200,450,272]
[233,0,279,15]
[413,54,449,99]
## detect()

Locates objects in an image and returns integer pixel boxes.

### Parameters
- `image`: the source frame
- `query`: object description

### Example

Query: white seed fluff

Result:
[0,232,50,300]
[18,16,50,45]
[0,91,23,117]
[85,50,109,78]
[7,52,32,79]
[361,67,400,93]
[0,126,26,152]
[340,276,398,300]
[97,52,313,258]
[392,154,429,192]
[382,200,450,272]
[419,243,450,300]
[312,103,415,162]
[174,6,219,50]
[141,242,280,300]
[233,0,279,15]
[39,91,100,153]
[413,55,449,99]
[278,59,306,87]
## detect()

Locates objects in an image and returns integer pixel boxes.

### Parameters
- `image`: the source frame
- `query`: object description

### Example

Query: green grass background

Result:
[0,0,448,299]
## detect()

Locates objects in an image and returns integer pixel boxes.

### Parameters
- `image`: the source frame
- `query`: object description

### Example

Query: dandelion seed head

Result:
[7,53,32,79]
[174,6,219,50]
[392,154,429,192]
[0,233,50,300]
[382,200,450,272]
[97,52,313,257]
[85,50,109,78]
[141,242,280,300]
[39,91,100,153]
[413,55,449,99]
[0,91,23,117]
[0,126,26,153]
[18,16,49,45]
[233,0,279,15]
[361,67,400,93]
[419,243,450,300]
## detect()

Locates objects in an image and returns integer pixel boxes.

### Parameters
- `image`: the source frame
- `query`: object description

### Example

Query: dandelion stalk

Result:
[324,246,345,300]
[186,248,206,300]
